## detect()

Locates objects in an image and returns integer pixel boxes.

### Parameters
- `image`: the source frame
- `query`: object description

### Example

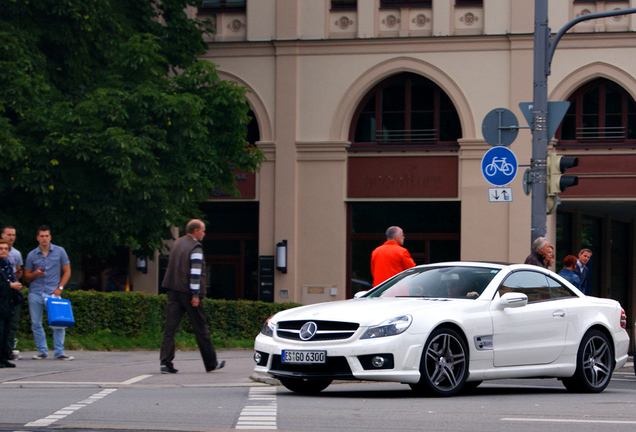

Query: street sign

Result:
[482,108,519,147]
[481,146,518,186]
[522,168,532,196]
[488,187,512,202]
[519,101,571,141]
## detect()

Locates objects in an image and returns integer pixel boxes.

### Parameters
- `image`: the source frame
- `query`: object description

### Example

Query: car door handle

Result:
[552,310,566,318]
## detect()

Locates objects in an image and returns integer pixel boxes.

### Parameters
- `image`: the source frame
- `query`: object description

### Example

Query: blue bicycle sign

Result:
[481,146,518,186]
[485,157,514,176]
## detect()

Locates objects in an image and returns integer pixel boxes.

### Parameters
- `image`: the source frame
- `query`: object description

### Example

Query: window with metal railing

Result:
[556,78,636,147]
[349,73,462,150]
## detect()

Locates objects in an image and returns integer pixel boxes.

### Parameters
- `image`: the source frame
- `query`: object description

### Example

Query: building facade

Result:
[131,0,636,333]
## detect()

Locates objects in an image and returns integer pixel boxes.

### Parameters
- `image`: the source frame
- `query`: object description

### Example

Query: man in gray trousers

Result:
[159,219,225,374]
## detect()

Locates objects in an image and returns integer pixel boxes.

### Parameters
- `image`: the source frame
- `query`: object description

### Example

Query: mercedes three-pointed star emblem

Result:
[299,321,318,341]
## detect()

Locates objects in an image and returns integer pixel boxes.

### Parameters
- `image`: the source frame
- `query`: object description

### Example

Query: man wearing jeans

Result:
[23,226,73,361]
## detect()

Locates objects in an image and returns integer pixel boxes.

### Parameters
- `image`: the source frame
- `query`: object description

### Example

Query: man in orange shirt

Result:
[371,226,416,287]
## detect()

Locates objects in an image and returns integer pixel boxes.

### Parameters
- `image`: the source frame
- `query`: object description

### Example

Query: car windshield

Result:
[367,266,501,299]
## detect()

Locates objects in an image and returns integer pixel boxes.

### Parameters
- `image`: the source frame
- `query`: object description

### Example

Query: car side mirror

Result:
[499,292,528,308]
[353,290,368,299]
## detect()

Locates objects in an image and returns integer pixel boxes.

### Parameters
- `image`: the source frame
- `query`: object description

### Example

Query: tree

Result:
[0,0,263,260]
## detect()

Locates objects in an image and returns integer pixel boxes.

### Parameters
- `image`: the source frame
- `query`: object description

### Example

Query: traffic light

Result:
[546,154,578,214]
[547,154,578,195]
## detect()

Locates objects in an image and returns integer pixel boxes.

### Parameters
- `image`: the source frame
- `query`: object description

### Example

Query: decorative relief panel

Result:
[453,6,483,35]
[378,6,434,37]
[198,13,246,41]
[378,10,401,37]
[572,2,630,33]
[409,12,432,36]
[329,11,357,38]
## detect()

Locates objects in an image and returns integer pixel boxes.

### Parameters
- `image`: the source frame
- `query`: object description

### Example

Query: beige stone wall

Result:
[186,0,636,304]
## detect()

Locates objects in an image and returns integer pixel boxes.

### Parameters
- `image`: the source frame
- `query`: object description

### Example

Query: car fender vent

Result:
[474,335,493,351]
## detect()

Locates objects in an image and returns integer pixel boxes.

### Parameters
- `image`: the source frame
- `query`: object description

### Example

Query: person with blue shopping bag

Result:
[23,225,73,361]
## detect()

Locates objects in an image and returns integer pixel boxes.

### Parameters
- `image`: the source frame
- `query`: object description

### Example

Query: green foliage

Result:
[0,0,263,259]
[16,290,300,350]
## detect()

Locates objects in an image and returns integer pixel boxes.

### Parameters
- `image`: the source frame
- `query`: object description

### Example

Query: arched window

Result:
[350,73,462,149]
[556,78,636,147]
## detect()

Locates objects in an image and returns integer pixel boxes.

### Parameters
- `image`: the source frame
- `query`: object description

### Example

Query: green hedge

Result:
[16,290,301,342]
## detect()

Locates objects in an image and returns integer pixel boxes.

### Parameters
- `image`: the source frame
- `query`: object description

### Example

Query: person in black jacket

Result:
[0,240,22,368]
[524,237,550,268]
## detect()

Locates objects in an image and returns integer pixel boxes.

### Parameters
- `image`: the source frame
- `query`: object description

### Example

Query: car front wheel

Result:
[278,377,332,394]
[410,327,468,397]
[562,329,614,393]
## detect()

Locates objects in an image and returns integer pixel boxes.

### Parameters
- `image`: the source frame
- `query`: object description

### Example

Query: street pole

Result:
[530,0,549,243]
[529,4,636,245]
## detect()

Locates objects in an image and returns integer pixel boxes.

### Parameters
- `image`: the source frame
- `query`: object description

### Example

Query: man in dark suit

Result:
[575,248,592,295]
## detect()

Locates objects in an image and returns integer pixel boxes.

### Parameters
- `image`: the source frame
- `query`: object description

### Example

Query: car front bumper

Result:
[253,332,425,384]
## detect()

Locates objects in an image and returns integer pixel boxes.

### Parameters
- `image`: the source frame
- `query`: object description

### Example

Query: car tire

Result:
[562,329,614,393]
[278,377,332,394]
[409,327,468,397]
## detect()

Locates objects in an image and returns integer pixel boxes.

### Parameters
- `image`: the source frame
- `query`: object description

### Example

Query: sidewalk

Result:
[0,349,276,388]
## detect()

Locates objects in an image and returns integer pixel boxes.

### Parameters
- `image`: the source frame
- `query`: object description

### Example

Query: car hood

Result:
[272,297,465,327]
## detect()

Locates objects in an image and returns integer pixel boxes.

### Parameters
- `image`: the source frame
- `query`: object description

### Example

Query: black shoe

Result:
[160,365,178,374]
[0,363,4,368]
[2,361,16,368]
[207,360,225,372]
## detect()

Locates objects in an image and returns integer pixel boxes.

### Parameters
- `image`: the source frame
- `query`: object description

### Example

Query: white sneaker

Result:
[32,353,48,360]
[55,354,74,361]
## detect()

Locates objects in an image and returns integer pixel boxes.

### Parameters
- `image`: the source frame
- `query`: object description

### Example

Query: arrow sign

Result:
[519,101,571,141]
[489,187,513,202]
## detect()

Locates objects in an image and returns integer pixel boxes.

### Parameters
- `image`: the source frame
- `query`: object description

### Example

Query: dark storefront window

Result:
[348,202,460,297]
[199,202,259,301]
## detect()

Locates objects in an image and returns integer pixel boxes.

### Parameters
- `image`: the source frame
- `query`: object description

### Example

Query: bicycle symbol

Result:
[485,157,514,177]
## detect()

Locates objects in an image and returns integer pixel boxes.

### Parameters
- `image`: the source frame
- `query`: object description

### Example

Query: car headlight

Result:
[360,315,412,339]
[260,316,275,337]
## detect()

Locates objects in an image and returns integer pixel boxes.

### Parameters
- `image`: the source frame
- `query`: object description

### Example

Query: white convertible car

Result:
[254,262,630,396]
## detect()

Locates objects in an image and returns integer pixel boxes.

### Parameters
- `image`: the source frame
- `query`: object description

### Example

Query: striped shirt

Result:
[190,245,204,295]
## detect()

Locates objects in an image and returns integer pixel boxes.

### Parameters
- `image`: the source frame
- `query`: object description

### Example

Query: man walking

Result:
[370,226,416,287]
[575,248,593,295]
[159,219,224,374]
[1,226,23,360]
[23,226,73,360]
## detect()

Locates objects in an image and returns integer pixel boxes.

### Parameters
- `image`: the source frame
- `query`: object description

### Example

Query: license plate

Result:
[281,350,326,364]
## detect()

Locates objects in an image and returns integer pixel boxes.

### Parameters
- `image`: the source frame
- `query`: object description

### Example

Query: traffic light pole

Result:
[530,0,550,242]
[529,3,636,244]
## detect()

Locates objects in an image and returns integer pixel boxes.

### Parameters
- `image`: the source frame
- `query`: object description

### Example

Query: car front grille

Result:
[270,354,354,379]
[276,320,359,341]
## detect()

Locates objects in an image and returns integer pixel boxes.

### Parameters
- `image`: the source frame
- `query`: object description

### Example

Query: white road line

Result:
[24,388,118,427]
[502,418,636,425]
[236,387,277,430]
[6,374,152,387]
[121,374,152,385]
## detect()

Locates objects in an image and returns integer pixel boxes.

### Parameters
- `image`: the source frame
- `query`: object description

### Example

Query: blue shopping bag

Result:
[46,297,75,328]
